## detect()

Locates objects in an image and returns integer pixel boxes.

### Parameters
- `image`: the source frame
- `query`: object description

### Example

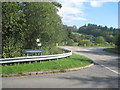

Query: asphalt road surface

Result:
[2,46,119,88]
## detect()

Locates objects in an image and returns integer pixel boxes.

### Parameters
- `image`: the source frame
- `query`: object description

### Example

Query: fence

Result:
[0,49,72,64]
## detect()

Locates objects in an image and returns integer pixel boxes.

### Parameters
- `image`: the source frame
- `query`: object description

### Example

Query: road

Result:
[2,46,119,88]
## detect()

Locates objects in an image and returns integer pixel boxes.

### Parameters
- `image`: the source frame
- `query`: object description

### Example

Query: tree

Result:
[95,36,106,44]
[115,31,120,49]
[72,25,78,32]
[2,2,26,57]
[78,23,119,42]
[51,2,62,8]
[78,39,91,46]
[2,2,66,58]
[67,39,74,46]
[23,2,65,48]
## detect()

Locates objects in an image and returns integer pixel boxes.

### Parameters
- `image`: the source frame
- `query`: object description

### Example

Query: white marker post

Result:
[36,39,40,43]
[36,38,42,55]
[38,43,41,47]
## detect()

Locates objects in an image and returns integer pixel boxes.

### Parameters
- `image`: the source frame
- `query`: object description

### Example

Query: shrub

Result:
[60,69,66,72]
[78,39,92,46]
[95,36,106,44]
[67,39,74,46]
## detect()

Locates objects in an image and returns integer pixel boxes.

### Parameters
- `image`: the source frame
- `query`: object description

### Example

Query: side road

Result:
[2,46,119,88]
[59,46,119,74]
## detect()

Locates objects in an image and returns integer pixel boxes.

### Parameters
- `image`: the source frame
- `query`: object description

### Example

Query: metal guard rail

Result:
[0,50,72,64]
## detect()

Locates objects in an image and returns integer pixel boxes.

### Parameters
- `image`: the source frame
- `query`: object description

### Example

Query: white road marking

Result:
[100,64,119,74]
[61,47,119,75]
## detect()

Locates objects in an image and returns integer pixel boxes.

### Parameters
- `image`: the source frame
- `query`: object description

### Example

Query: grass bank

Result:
[2,53,93,74]
[103,48,120,54]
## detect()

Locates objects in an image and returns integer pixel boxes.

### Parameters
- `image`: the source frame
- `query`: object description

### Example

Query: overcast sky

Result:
[57,0,119,28]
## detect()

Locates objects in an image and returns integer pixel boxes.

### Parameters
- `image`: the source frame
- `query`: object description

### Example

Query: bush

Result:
[115,31,120,49]
[74,42,78,46]
[60,69,66,72]
[111,43,115,47]
[78,39,92,46]
[91,43,95,46]
[104,42,110,47]
[42,46,63,55]
[95,36,106,44]
[96,42,115,47]
[67,39,74,46]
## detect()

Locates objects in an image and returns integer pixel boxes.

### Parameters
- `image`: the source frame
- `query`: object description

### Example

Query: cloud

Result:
[58,0,85,16]
[57,0,87,26]
[90,1,104,7]
[90,0,119,7]
[63,16,86,23]
[57,0,119,26]
[71,17,87,21]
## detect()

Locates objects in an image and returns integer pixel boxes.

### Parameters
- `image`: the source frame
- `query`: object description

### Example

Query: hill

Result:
[77,24,119,43]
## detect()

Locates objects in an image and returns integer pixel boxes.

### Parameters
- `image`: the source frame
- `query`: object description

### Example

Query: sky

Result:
[57,0,119,28]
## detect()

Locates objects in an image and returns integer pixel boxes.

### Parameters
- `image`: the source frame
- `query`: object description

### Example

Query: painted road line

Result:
[100,65,119,74]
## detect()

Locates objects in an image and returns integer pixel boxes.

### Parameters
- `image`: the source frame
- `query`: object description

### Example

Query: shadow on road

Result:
[76,50,119,70]
[57,75,119,88]
[76,50,118,57]
[70,56,93,63]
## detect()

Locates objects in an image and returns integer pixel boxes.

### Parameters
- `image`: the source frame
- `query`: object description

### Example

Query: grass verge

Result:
[2,53,93,74]
[103,48,120,54]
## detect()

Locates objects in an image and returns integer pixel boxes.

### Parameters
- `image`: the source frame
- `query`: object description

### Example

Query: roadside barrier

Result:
[0,49,72,65]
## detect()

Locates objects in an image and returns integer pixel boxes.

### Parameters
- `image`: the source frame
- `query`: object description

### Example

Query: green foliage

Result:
[60,69,66,72]
[71,34,81,42]
[72,32,82,36]
[104,42,110,47]
[2,2,26,58]
[115,31,120,49]
[51,2,62,8]
[2,2,65,58]
[78,39,92,46]
[42,46,63,55]
[78,24,119,43]
[63,25,78,42]
[67,39,74,46]
[23,2,64,49]
[104,48,120,54]
[63,24,116,47]
[95,36,106,44]
[74,42,78,46]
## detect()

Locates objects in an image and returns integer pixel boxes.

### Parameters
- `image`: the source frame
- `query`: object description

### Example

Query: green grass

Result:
[72,32,82,36]
[74,42,78,46]
[2,53,93,74]
[103,48,120,54]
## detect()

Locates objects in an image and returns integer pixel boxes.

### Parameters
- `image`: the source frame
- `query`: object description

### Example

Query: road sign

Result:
[90,37,92,42]
[38,43,41,46]
[36,39,40,42]
[24,49,44,53]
